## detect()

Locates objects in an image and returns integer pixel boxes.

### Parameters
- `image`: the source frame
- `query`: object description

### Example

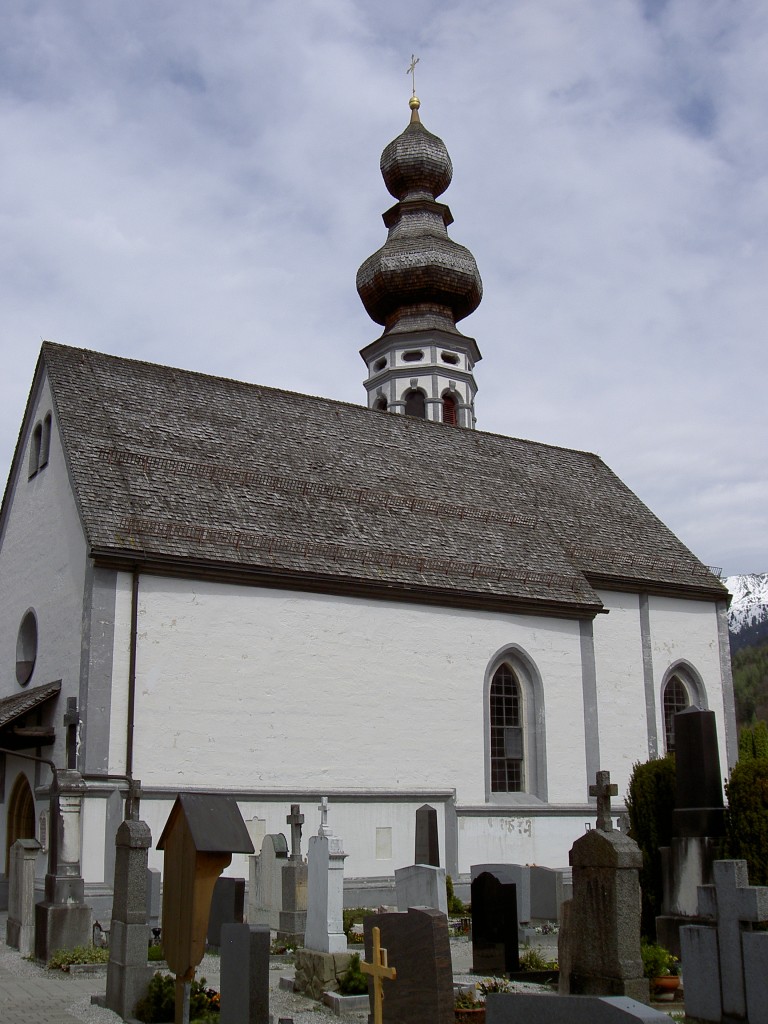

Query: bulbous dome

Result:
[357,100,482,336]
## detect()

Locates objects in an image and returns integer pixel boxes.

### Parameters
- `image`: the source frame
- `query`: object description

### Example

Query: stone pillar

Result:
[106,818,154,1020]
[278,860,307,945]
[6,837,42,956]
[304,833,347,953]
[35,769,91,961]
[560,828,648,1002]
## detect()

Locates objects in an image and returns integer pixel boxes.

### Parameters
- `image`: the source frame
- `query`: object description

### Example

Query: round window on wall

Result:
[16,611,37,686]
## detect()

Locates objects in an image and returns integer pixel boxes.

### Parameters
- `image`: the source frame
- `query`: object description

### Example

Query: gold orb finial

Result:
[409,94,421,123]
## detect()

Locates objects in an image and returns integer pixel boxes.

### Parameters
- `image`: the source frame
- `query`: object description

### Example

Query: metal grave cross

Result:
[287,803,304,858]
[589,770,618,832]
[362,925,397,1024]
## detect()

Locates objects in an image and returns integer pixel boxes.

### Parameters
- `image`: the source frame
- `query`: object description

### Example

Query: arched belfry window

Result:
[663,676,690,753]
[442,392,458,426]
[374,396,388,412]
[490,664,523,792]
[404,389,426,419]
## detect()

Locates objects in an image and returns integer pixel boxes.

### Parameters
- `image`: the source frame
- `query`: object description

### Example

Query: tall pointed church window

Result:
[490,664,523,792]
[663,675,690,752]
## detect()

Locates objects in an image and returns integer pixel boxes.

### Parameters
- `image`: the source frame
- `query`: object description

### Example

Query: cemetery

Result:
[3,719,768,1024]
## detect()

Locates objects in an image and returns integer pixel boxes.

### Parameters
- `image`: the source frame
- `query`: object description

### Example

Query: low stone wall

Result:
[294,949,355,1001]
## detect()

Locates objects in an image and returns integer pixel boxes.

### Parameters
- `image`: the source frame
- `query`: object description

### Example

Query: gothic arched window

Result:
[442,392,458,426]
[404,390,426,418]
[663,675,690,753]
[490,664,524,792]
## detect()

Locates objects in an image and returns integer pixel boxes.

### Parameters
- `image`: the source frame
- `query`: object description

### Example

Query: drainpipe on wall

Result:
[126,568,139,780]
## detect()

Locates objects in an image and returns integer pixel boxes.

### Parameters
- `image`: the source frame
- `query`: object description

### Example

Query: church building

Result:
[0,97,735,914]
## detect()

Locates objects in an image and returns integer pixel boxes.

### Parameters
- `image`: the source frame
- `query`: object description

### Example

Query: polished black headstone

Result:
[220,923,270,1024]
[207,877,245,950]
[364,907,453,1024]
[415,804,440,867]
[674,708,725,838]
[471,871,520,974]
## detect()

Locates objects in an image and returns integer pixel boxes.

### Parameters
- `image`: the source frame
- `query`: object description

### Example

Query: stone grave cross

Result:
[699,860,768,1020]
[287,803,304,859]
[589,770,618,832]
[125,779,142,822]
[362,925,397,1024]
[318,796,331,837]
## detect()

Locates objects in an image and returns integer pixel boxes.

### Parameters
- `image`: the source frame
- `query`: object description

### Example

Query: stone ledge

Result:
[322,991,370,1015]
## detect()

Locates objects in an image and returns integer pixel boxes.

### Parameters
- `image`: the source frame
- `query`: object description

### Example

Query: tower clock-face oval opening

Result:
[16,610,38,686]
[373,357,387,372]
[402,350,424,363]
[441,351,460,365]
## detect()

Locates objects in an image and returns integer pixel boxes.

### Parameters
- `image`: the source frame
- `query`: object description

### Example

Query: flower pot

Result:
[653,975,680,1000]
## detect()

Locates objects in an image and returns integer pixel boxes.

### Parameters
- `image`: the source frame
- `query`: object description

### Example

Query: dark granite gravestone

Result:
[656,708,726,955]
[220,923,270,1024]
[207,876,246,950]
[471,871,520,974]
[363,907,453,1024]
[415,804,440,867]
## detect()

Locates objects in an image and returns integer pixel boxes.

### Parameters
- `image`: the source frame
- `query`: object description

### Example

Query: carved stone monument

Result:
[6,837,41,956]
[278,803,307,945]
[249,833,288,930]
[414,804,440,867]
[559,771,648,1003]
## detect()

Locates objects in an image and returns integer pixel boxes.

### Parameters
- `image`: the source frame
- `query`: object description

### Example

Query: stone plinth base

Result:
[569,975,649,1003]
[278,909,306,946]
[106,920,153,1019]
[35,901,91,961]
[294,948,354,1001]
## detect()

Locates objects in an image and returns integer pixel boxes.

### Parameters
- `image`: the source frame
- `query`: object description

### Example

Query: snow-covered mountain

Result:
[725,573,768,652]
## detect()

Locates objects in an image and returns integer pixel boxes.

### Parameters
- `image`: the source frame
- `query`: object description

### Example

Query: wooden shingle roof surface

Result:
[40,342,726,616]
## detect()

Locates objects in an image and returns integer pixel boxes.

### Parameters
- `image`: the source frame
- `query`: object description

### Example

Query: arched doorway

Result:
[5,773,35,875]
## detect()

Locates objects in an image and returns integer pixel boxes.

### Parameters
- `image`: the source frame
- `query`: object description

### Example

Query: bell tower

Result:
[356,96,483,428]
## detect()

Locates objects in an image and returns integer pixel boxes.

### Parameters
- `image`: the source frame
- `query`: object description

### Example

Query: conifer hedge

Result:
[625,755,676,940]
[723,758,768,886]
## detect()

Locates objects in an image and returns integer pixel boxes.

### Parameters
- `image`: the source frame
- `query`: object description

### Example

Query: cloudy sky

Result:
[1,0,765,578]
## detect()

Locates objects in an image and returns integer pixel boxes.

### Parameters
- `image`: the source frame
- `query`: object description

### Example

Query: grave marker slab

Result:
[486,993,670,1024]
[394,864,448,916]
[249,834,289,931]
[6,837,41,956]
[363,907,453,1024]
[471,871,519,974]
[207,876,245,950]
[414,804,439,867]
[304,832,347,952]
[471,864,531,923]
[220,922,271,1024]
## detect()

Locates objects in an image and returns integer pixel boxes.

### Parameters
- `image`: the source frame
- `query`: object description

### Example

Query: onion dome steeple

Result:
[357,97,483,428]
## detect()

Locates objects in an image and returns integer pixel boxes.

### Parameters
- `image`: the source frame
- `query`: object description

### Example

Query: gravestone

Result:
[249,833,289,930]
[471,871,519,974]
[6,837,41,956]
[35,768,92,961]
[472,863,531,923]
[656,708,726,956]
[530,865,567,921]
[680,859,768,1023]
[105,816,154,1020]
[207,876,245,950]
[294,801,352,999]
[278,804,307,945]
[220,922,271,1024]
[486,993,671,1024]
[363,907,453,1024]
[395,864,448,915]
[559,771,648,1002]
[147,866,161,931]
[415,804,440,866]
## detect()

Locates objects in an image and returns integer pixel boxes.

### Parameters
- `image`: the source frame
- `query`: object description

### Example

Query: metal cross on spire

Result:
[407,54,420,97]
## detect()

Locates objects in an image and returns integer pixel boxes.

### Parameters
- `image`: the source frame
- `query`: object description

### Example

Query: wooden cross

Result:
[362,925,397,1024]
[407,54,420,97]
[589,770,618,832]
[287,803,304,858]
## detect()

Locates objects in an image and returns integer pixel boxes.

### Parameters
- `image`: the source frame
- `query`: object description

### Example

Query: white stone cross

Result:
[318,796,332,837]
[698,860,768,1020]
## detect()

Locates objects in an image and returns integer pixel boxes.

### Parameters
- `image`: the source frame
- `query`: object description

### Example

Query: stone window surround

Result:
[483,644,548,805]
[661,660,708,754]
[16,609,38,687]
[28,411,52,479]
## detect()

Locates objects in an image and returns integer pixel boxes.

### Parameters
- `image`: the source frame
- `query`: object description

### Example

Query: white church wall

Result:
[456,811,584,874]
[647,594,728,763]
[0,374,87,773]
[107,572,134,776]
[591,591,651,798]
[127,576,589,809]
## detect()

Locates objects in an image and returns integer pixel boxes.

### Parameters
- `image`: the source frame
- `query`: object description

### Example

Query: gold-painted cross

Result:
[407,54,420,97]
[362,925,397,1024]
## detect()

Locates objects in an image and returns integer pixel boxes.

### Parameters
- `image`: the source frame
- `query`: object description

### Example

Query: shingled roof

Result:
[22,343,725,618]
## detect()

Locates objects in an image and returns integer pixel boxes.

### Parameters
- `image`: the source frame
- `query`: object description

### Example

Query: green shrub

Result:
[625,755,676,939]
[47,945,110,970]
[723,758,768,885]
[147,944,164,962]
[134,972,220,1023]
[446,874,466,915]
[640,940,677,978]
[343,907,372,938]
[338,953,369,995]
[738,720,768,761]
[518,946,557,972]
